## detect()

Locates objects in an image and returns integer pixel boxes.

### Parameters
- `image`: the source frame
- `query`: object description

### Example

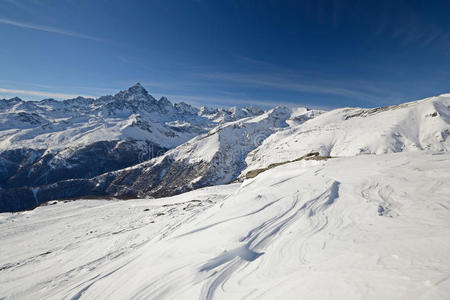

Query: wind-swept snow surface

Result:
[1,152,449,299]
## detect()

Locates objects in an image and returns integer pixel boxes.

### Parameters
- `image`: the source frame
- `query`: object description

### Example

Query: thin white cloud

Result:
[0,87,94,99]
[160,92,331,110]
[197,72,385,103]
[0,17,103,41]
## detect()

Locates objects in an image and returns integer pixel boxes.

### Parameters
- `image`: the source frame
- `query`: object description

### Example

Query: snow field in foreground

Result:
[0,152,449,300]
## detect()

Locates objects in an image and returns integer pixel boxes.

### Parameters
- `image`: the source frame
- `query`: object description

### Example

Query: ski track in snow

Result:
[1,152,450,299]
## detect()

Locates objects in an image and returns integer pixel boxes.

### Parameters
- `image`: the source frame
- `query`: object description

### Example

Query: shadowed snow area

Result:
[1,152,449,299]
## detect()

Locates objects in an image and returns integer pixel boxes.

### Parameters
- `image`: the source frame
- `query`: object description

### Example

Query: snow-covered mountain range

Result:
[1,86,449,212]
[0,83,271,211]
[1,87,449,299]
[0,83,266,151]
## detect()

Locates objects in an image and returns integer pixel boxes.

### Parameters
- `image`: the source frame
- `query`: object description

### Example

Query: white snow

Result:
[243,94,450,174]
[1,152,449,300]
[1,90,449,299]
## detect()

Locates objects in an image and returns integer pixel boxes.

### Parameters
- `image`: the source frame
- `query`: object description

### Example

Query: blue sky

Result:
[0,0,449,109]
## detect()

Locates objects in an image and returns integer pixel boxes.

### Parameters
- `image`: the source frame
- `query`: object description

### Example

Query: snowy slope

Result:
[145,106,294,184]
[243,94,450,174]
[1,151,449,300]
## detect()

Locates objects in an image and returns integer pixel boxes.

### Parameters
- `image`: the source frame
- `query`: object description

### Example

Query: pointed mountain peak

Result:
[7,96,22,102]
[157,96,174,113]
[112,83,157,103]
[128,82,148,94]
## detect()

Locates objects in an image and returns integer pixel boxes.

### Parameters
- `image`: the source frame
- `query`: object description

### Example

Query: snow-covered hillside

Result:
[243,94,450,174]
[1,151,449,299]
[93,106,296,196]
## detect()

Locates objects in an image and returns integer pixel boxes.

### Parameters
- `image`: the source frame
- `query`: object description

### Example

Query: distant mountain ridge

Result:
[0,83,264,150]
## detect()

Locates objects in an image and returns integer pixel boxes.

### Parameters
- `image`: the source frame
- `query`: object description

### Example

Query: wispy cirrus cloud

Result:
[196,72,390,104]
[0,17,103,41]
[0,87,94,99]
[159,92,330,109]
